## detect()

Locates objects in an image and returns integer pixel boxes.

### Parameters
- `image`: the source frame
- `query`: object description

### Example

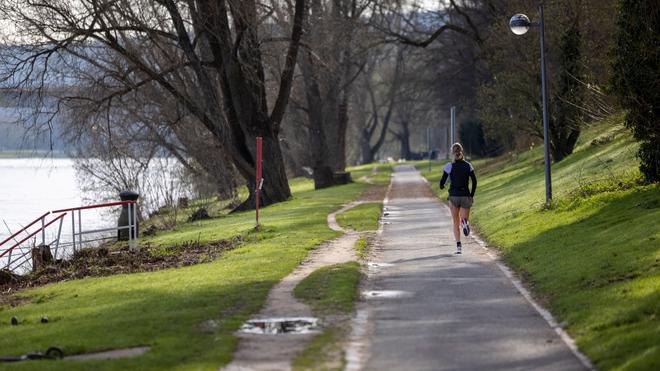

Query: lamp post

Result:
[510,5,552,206]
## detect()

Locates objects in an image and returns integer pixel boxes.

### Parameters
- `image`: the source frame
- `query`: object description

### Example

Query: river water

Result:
[0,158,113,272]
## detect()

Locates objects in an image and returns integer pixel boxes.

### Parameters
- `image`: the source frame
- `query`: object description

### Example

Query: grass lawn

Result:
[0,179,368,370]
[293,262,361,316]
[419,113,660,370]
[336,203,382,232]
[292,262,362,371]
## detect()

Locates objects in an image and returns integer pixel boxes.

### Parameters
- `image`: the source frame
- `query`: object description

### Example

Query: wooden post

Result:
[31,244,53,272]
[255,137,263,228]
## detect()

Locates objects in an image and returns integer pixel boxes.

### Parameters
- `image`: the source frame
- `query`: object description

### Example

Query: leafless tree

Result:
[62,55,240,201]
[371,0,496,48]
[0,0,306,209]
[353,45,405,163]
[294,0,375,188]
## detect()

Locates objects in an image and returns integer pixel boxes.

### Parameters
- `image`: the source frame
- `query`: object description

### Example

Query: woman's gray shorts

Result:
[448,196,473,209]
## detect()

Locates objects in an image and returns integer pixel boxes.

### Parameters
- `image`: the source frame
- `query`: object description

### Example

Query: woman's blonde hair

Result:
[452,143,464,162]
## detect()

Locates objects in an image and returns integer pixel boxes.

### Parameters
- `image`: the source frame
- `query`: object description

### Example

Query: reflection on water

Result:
[239,317,320,334]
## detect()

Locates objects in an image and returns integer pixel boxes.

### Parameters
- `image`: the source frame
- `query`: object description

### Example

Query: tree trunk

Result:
[195,0,302,210]
[301,43,348,189]
[399,123,412,160]
[309,99,337,189]
[313,165,336,189]
[550,126,581,162]
[298,0,353,185]
[360,129,375,164]
[234,133,292,210]
[331,100,349,171]
[400,137,411,160]
[31,244,54,272]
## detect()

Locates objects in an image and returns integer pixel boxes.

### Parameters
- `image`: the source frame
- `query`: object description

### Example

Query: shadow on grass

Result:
[0,277,279,371]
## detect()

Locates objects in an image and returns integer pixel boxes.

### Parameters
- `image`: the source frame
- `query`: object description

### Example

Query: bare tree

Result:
[0,0,306,209]
[354,45,405,163]
[371,0,495,47]
[62,56,240,200]
[296,0,373,188]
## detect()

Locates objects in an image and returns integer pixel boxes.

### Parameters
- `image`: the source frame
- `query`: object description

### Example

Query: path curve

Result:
[221,200,379,371]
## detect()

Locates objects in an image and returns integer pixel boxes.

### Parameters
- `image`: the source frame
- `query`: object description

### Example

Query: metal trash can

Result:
[117,190,139,241]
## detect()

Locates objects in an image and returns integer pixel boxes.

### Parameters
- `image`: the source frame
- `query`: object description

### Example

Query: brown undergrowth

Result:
[0,237,242,306]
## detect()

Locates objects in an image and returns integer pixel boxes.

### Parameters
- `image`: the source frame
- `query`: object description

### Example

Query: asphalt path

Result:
[363,165,587,371]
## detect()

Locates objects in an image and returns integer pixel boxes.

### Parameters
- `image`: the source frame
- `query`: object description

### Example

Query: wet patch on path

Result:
[239,317,320,335]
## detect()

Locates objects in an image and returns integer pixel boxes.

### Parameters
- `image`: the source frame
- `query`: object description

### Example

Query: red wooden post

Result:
[255,137,263,227]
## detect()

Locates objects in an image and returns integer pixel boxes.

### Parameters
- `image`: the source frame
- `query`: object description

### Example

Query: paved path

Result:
[362,165,587,371]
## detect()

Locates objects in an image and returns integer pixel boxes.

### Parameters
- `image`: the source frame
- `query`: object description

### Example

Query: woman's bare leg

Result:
[449,202,461,242]
[459,207,470,223]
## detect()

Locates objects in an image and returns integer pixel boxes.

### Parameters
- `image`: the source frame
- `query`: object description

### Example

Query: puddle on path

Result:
[239,317,320,335]
[367,262,394,269]
[362,290,413,299]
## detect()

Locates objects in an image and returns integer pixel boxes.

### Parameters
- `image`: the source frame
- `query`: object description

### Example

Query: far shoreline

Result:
[0,150,70,159]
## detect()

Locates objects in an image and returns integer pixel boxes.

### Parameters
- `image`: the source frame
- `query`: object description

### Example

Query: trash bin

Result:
[118,190,139,241]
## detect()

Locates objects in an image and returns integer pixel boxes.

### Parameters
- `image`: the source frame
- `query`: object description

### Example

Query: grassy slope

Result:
[0,179,367,370]
[420,114,660,371]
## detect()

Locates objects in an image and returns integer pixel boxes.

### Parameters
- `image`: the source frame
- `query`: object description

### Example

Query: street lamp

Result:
[510,5,552,206]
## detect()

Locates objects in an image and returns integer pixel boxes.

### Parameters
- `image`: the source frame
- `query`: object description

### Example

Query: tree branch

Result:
[269,0,306,127]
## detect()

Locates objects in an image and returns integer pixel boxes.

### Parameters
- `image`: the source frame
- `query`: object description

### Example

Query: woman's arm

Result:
[440,172,449,189]
[469,171,477,197]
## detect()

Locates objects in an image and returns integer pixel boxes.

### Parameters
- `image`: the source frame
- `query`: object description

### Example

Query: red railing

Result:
[52,200,135,213]
[0,211,50,248]
[0,213,67,258]
[1,200,139,273]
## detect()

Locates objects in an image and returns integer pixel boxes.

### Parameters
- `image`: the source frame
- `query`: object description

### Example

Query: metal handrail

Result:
[1,200,139,274]
[0,212,50,248]
[52,200,135,213]
[0,213,67,258]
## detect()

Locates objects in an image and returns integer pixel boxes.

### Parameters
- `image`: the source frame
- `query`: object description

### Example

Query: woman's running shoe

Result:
[461,219,470,237]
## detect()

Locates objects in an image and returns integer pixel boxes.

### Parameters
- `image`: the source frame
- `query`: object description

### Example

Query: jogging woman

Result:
[439,143,477,254]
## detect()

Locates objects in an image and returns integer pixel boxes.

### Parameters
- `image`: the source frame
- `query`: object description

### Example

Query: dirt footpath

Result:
[222,197,381,371]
